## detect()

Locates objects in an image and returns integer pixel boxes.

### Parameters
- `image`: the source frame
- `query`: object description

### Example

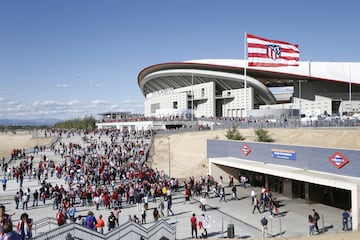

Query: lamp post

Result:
[168,136,171,178]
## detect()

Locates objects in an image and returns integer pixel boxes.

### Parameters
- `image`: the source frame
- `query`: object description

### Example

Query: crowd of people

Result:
[0,128,355,239]
[0,128,223,238]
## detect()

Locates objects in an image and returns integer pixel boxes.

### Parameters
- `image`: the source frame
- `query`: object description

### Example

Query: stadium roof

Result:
[138,59,360,105]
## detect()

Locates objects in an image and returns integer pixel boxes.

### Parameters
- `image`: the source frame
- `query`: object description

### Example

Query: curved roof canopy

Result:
[138,59,360,105]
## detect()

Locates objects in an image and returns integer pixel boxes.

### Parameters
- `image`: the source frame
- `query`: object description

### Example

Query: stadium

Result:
[138,59,360,120]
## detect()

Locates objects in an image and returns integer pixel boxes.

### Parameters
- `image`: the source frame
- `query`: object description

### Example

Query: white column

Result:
[351,184,360,231]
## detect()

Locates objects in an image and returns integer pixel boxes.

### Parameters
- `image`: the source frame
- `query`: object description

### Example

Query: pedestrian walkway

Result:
[0,132,348,239]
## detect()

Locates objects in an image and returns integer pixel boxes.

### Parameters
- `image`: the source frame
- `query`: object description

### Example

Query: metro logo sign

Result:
[241,144,251,156]
[328,152,349,169]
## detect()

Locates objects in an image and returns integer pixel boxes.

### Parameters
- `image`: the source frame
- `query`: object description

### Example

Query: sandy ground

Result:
[0,131,52,159]
[150,128,360,181]
[1,127,360,239]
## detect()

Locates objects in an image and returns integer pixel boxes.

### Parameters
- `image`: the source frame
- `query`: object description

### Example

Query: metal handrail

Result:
[32,218,176,240]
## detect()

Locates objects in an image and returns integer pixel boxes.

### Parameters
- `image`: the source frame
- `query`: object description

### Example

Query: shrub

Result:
[255,128,273,142]
[225,125,245,140]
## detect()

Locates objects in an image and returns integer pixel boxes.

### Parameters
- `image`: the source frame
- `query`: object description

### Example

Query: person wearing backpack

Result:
[84,211,97,230]
[261,216,268,238]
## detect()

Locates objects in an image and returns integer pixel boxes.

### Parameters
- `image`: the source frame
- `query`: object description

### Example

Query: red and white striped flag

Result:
[247,33,299,67]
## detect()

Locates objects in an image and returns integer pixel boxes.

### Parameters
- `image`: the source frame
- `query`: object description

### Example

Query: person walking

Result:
[308,215,315,235]
[219,187,226,202]
[184,187,190,204]
[107,212,116,231]
[96,214,105,234]
[312,209,320,233]
[200,213,210,239]
[250,189,256,204]
[2,176,7,191]
[21,194,28,210]
[56,208,65,226]
[141,208,147,224]
[190,213,198,239]
[84,211,97,230]
[158,199,165,218]
[68,204,76,223]
[252,196,261,214]
[199,194,207,211]
[32,190,39,207]
[167,197,174,216]
[14,192,20,210]
[261,216,268,238]
[231,185,239,200]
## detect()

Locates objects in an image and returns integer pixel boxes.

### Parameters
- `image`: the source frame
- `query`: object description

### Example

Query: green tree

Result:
[225,125,245,140]
[255,128,273,142]
[55,115,96,131]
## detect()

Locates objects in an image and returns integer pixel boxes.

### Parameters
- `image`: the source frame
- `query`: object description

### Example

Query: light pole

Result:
[168,136,171,178]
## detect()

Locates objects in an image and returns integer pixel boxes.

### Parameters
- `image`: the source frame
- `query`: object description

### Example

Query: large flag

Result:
[247,33,299,67]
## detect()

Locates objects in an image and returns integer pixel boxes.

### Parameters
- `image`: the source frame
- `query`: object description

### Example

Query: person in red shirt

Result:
[56,208,65,226]
[103,193,110,209]
[190,213,197,239]
[185,187,190,204]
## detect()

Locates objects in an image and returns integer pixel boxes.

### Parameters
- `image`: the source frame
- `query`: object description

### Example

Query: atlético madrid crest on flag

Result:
[267,45,281,60]
[328,151,349,169]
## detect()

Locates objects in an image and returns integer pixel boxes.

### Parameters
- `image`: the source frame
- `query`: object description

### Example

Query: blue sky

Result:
[1,1,359,120]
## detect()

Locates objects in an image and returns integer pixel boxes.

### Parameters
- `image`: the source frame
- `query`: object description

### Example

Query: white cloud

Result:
[89,80,103,87]
[91,100,108,106]
[67,100,80,106]
[56,83,69,88]
[0,97,144,120]
[121,99,135,104]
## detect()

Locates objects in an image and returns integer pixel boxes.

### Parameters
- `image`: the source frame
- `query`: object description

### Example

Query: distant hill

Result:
[0,118,62,126]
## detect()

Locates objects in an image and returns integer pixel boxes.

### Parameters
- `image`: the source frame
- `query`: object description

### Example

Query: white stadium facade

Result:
[138,59,360,119]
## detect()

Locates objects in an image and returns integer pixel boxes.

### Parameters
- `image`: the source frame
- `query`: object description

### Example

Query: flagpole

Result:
[191,71,194,122]
[244,32,247,118]
[349,63,352,112]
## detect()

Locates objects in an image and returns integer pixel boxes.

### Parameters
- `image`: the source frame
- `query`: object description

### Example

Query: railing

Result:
[32,218,176,240]
[209,118,360,130]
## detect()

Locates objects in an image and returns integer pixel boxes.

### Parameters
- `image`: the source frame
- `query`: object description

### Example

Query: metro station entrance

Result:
[268,175,284,194]
[237,169,351,210]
